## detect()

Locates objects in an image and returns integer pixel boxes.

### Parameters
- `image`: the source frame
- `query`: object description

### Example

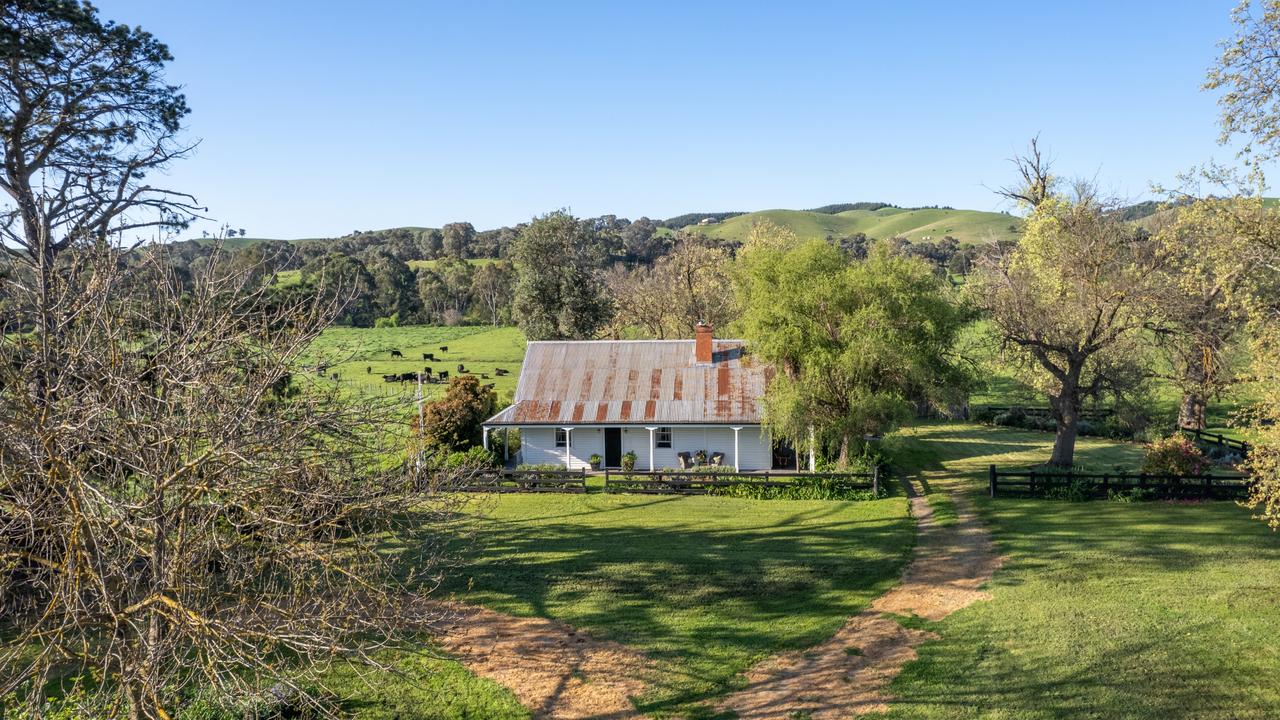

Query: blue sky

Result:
[98,1,1244,238]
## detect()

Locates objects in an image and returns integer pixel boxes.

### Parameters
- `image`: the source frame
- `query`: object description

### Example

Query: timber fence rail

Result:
[602,468,880,495]
[1177,425,1251,456]
[988,465,1252,501]
[974,405,1114,421]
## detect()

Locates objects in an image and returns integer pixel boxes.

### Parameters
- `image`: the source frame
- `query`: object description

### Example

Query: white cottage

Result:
[482,324,795,472]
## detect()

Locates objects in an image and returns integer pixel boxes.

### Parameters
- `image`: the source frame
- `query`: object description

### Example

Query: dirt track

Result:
[719,487,1003,719]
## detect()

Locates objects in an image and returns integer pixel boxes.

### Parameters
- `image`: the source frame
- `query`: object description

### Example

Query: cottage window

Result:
[655,427,673,448]
[555,428,568,447]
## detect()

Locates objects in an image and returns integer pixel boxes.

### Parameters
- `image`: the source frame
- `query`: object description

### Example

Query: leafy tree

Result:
[1149,195,1275,428]
[442,221,476,259]
[736,224,971,466]
[1202,3,1280,528]
[417,228,444,258]
[365,249,420,320]
[416,268,451,323]
[301,252,376,326]
[419,375,497,451]
[470,260,516,325]
[511,210,613,340]
[1205,1,1280,165]
[435,255,474,314]
[972,149,1167,467]
[620,216,664,261]
[0,0,200,392]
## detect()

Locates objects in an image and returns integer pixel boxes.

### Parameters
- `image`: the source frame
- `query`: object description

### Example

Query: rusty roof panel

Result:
[485,339,772,425]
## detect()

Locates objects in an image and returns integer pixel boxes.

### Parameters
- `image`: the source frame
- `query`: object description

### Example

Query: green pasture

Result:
[878,422,1280,720]
[300,325,526,404]
[674,207,1020,245]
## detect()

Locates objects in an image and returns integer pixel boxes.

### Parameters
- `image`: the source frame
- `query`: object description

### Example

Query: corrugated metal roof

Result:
[484,339,772,426]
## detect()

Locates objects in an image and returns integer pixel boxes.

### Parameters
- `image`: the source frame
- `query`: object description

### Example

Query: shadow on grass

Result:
[421,497,915,715]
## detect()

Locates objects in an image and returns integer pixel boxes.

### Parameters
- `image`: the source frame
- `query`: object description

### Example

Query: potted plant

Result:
[693,449,707,466]
[588,453,602,470]
[621,450,637,472]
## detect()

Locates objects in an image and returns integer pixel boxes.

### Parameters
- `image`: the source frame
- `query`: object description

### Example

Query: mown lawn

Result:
[434,493,916,717]
[876,422,1280,719]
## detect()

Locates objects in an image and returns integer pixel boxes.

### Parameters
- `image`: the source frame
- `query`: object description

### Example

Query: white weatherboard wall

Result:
[520,425,771,471]
[517,426,603,470]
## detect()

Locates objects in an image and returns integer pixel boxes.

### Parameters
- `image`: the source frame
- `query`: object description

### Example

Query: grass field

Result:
[673,207,1020,246]
[876,422,1280,719]
[435,493,915,717]
[301,325,526,403]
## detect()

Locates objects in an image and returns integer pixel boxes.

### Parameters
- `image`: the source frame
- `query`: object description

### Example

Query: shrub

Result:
[1045,477,1093,502]
[443,445,497,469]
[588,453,602,468]
[373,313,400,328]
[1142,436,1211,477]
[712,475,881,501]
[621,450,637,472]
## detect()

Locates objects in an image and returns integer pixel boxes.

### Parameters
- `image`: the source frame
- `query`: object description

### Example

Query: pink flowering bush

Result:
[1142,435,1211,476]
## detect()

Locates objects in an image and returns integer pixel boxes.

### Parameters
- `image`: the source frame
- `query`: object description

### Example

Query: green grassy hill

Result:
[672,207,1021,245]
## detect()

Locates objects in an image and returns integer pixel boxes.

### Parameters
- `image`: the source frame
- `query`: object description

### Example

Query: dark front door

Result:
[604,428,623,468]
[772,439,797,470]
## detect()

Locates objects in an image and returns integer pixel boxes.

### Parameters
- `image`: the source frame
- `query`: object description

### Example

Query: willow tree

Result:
[972,173,1167,468]
[736,224,970,467]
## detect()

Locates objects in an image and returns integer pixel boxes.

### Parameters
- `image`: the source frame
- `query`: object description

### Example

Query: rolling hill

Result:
[668,207,1022,245]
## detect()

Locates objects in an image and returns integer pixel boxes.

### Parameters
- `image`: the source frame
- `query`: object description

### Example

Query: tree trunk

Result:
[837,433,850,467]
[1048,364,1084,468]
[1178,391,1207,430]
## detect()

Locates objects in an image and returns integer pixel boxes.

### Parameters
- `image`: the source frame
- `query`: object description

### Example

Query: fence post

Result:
[872,465,880,495]
[988,464,997,498]
[1102,472,1109,497]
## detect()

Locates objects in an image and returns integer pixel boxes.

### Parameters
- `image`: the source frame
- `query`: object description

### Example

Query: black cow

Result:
[425,352,436,361]
[438,370,449,380]
[398,372,418,383]
[390,349,403,358]
[457,363,466,372]
[366,366,372,374]
[423,366,433,376]
[438,346,448,352]
[330,373,339,381]
[382,375,398,383]
[494,368,509,376]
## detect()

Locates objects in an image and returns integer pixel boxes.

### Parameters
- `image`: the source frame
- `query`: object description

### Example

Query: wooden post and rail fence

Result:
[442,467,880,496]
[988,465,1252,501]
[1176,425,1251,457]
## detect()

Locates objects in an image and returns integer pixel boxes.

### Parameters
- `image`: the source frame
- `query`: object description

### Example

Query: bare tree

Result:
[996,136,1055,209]
[1,5,466,717]
[1,246,464,719]
[606,234,737,339]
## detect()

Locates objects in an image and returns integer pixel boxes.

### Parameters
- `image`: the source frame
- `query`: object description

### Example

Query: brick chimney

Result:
[695,322,713,364]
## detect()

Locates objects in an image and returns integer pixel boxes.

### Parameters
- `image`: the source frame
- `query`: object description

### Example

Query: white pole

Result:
[645,427,657,471]
[563,427,573,469]
[808,425,816,472]
[731,426,742,472]
[482,426,489,451]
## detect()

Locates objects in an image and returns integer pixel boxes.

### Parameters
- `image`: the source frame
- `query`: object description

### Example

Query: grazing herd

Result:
[308,345,504,391]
